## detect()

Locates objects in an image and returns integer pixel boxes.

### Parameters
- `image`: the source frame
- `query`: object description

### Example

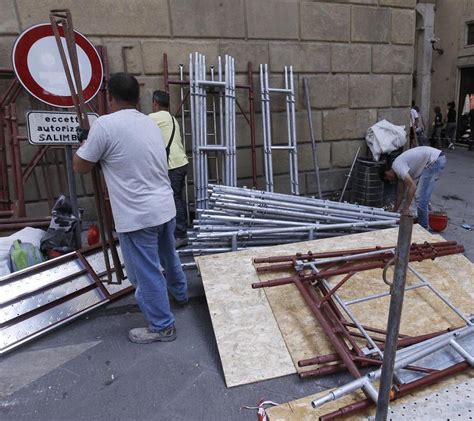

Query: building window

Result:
[468,23,474,45]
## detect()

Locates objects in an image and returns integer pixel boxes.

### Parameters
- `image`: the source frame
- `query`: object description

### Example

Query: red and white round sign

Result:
[12,23,103,108]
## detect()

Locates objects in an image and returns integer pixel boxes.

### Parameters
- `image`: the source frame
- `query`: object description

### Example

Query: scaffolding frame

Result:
[163,53,258,219]
[252,241,471,419]
[260,63,299,194]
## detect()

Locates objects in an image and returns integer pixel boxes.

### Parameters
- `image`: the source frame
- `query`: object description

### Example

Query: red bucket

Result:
[429,212,448,232]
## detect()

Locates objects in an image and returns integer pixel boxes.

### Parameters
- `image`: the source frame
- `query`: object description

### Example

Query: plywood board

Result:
[266,372,473,420]
[195,251,296,387]
[196,225,474,388]
[257,226,473,372]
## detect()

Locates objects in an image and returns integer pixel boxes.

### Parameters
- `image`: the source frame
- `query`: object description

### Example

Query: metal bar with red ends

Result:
[297,328,453,377]
[253,240,458,267]
[252,242,465,289]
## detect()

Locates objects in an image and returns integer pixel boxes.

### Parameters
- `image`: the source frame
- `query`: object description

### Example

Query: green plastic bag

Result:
[9,239,44,272]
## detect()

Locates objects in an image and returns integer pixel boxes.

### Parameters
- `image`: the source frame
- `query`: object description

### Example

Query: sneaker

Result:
[175,236,188,249]
[448,143,455,150]
[128,325,176,344]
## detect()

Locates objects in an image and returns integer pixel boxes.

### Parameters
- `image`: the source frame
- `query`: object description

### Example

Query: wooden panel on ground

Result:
[266,372,473,420]
[195,250,296,388]
[196,225,473,388]
[258,226,473,372]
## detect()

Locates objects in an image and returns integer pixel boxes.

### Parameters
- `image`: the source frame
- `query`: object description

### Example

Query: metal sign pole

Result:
[49,9,124,284]
[64,145,81,247]
[375,214,414,420]
[48,14,82,250]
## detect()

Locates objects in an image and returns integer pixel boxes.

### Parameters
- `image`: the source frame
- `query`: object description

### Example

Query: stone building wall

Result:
[0,0,416,218]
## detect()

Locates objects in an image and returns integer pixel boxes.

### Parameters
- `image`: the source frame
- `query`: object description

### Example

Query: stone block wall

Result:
[0,0,415,217]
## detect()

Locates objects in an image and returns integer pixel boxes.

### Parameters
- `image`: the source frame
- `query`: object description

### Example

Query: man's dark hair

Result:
[152,90,170,109]
[378,161,392,182]
[108,73,139,104]
[448,101,455,109]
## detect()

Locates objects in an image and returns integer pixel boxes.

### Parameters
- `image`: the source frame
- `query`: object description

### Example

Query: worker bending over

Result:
[149,91,189,248]
[381,146,446,229]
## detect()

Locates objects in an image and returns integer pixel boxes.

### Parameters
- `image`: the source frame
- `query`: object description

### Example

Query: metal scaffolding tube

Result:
[211,200,386,224]
[376,215,414,420]
[198,220,399,239]
[339,147,361,202]
[208,184,400,218]
[289,66,299,195]
[311,326,474,408]
[188,185,400,256]
[209,193,397,221]
[303,77,322,199]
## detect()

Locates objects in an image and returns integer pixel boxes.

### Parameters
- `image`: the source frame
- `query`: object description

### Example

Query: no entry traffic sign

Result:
[12,23,103,108]
[26,111,98,145]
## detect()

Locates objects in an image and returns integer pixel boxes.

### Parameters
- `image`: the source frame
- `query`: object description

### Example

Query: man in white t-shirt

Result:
[381,146,446,229]
[73,73,188,344]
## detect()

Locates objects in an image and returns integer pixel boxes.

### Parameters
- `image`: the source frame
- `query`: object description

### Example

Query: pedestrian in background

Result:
[410,102,420,147]
[470,105,474,151]
[432,105,443,149]
[149,90,189,248]
[445,101,456,150]
[74,73,188,344]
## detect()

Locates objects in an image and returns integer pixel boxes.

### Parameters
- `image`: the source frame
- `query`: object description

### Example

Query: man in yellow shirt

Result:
[149,90,189,248]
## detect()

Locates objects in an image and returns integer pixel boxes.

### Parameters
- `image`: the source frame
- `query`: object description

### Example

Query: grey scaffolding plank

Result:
[0,241,132,355]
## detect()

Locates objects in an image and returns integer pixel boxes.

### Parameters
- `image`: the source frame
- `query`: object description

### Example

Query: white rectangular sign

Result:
[26,111,99,145]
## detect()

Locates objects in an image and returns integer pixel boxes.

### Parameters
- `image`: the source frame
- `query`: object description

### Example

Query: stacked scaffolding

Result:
[189,53,236,211]
[185,185,399,256]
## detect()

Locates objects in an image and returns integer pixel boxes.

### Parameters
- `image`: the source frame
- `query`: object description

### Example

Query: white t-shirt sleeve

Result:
[76,121,108,163]
[392,159,409,180]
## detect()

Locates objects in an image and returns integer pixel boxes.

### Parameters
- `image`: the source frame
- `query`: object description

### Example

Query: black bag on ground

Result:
[40,195,79,255]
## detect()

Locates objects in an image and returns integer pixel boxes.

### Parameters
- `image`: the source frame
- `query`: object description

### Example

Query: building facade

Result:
[0,0,416,218]
[423,0,474,143]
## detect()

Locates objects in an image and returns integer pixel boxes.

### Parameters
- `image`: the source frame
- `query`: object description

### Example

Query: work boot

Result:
[128,325,176,344]
[169,295,189,308]
[175,236,188,249]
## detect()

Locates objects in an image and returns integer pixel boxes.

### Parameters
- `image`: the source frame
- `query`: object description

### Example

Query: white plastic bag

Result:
[365,119,407,161]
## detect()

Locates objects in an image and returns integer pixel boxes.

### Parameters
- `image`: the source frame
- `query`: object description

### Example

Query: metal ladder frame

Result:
[260,63,299,194]
[189,52,236,212]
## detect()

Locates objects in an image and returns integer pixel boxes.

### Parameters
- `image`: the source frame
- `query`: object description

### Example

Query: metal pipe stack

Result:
[189,52,236,212]
[184,185,399,256]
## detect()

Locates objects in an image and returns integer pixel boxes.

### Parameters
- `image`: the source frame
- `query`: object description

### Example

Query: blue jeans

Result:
[118,218,188,332]
[415,155,446,228]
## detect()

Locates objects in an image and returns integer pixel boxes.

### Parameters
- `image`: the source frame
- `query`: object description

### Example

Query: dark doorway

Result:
[457,66,474,145]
